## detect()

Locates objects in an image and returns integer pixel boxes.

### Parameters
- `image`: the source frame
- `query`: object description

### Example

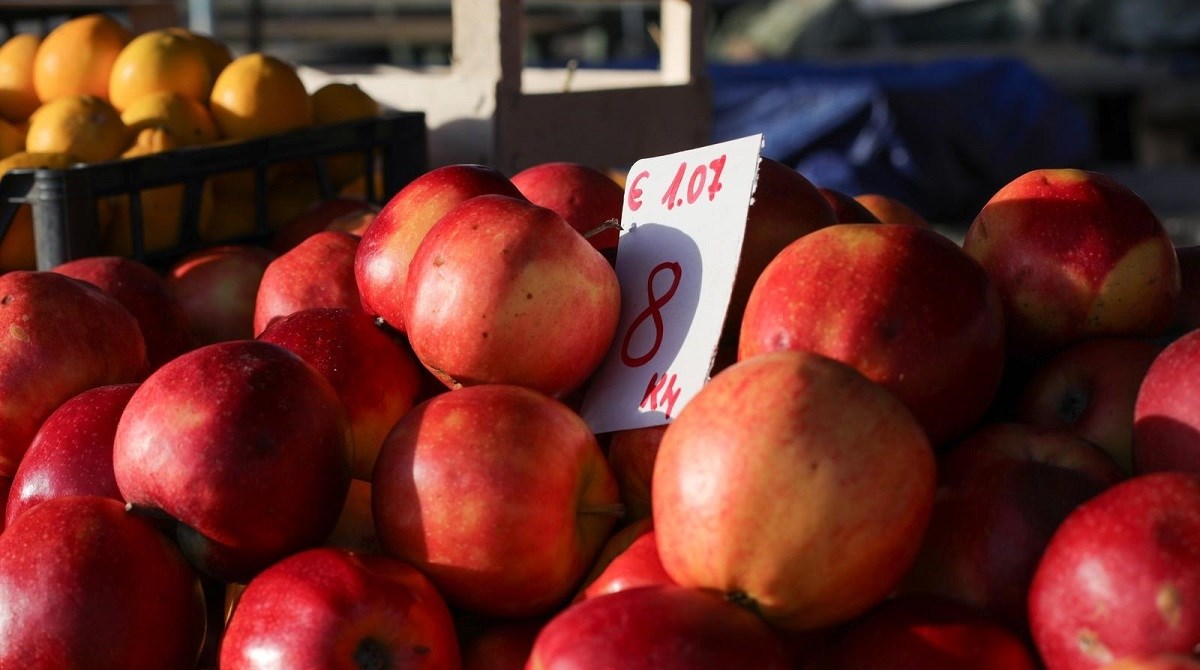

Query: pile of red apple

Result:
[2,156,1200,670]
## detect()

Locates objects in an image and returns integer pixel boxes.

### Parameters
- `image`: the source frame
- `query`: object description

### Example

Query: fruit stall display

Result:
[4,10,1200,670]
[0,13,426,272]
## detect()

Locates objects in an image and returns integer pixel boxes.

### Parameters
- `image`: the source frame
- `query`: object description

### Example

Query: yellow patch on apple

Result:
[1087,238,1180,334]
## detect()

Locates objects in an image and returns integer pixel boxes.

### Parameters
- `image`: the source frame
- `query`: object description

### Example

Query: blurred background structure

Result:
[2,0,1198,230]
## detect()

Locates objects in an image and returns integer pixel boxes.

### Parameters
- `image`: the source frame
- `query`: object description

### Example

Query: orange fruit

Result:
[311,82,378,125]
[164,28,232,83]
[121,90,219,145]
[26,95,130,163]
[108,29,213,113]
[104,126,213,255]
[0,150,77,270]
[33,14,132,103]
[209,53,312,140]
[0,34,42,123]
[311,82,379,189]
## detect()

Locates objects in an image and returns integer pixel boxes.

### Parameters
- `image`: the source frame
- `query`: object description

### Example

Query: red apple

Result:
[576,517,654,595]
[461,618,542,670]
[1172,245,1200,334]
[403,194,620,397]
[221,547,460,669]
[723,157,838,342]
[654,350,936,630]
[258,307,422,480]
[854,193,930,227]
[1134,329,1200,474]
[819,594,1040,670]
[7,383,138,527]
[1029,472,1200,670]
[527,585,790,669]
[166,244,277,345]
[900,422,1124,629]
[1102,655,1200,670]
[112,340,352,582]
[324,478,380,554]
[1015,337,1162,473]
[510,161,624,251]
[0,495,206,669]
[373,384,620,618]
[52,255,197,370]
[819,187,882,223]
[254,231,362,335]
[0,271,147,476]
[579,528,674,601]
[962,169,1180,357]
[271,197,378,253]
[739,223,1006,445]
[605,425,666,522]
[355,164,524,332]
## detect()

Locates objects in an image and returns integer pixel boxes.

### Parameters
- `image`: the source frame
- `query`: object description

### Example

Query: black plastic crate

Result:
[0,110,427,270]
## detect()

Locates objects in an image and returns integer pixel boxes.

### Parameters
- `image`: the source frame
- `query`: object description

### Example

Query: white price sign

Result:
[580,134,764,435]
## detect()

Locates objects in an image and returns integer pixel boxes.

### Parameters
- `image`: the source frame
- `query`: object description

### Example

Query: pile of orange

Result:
[0,13,381,271]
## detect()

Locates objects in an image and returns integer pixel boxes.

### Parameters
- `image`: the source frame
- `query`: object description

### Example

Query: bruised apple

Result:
[403,195,620,397]
[1102,656,1200,670]
[653,350,936,630]
[1029,472,1200,670]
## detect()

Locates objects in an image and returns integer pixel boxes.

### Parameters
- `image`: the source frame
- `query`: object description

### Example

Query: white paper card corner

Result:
[580,134,764,435]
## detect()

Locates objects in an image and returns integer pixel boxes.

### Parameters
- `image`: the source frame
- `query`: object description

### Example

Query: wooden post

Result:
[660,0,704,85]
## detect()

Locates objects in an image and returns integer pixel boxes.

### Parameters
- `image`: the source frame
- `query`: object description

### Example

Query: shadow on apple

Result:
[1134,415,1200,474]
[963,173,1179,359]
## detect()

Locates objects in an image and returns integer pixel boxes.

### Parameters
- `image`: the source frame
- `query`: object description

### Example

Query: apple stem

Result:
[583,218,622,240]
[124,502,173,521]
[579,502,626,518]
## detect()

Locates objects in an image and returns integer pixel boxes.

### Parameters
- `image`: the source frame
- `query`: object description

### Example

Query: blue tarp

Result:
[706,57,1096,223]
